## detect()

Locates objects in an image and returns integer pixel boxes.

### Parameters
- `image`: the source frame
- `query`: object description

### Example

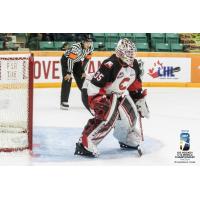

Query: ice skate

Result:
[74,143,97,158]
[119,142,142,156]
[60,102,69,110]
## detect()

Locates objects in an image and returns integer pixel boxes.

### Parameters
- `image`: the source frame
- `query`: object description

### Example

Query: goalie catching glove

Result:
[135,89,150,118]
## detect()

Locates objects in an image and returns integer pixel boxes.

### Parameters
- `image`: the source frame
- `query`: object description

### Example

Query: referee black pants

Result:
[60,56,85,104]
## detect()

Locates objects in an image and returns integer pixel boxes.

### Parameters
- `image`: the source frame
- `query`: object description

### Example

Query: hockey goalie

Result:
[75,38,150,157]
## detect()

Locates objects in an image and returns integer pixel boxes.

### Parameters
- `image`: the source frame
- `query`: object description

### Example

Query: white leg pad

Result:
[113,95,142,147]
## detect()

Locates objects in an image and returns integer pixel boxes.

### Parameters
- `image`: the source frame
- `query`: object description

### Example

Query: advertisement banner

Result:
[191,55,200,83]
[0,51,199,86]
[34,57,191,83]
[33,56,192,84]
[33,56,105,83]
[34,56,61,83]
[0,54,30,84]
[141,57,191,82]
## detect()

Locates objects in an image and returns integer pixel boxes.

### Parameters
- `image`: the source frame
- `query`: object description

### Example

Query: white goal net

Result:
[0,53,33,152]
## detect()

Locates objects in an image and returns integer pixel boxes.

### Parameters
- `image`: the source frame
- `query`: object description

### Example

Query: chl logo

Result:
[148,60,180,79]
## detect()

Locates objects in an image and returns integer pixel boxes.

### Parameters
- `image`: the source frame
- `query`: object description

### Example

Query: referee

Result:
[60,33,94,110]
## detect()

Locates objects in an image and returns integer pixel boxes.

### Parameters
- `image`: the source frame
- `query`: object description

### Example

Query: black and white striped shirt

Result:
[64,42,94,73]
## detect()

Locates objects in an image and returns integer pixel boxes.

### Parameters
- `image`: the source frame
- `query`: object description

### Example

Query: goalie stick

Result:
[139,113,144,141]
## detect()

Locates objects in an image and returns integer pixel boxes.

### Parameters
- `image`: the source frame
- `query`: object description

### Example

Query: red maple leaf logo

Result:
[148,60,164,78]
[148,67,159,78]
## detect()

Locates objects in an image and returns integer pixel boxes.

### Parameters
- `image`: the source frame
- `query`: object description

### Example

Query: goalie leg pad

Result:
[78,118,101,155]
[77,94,119,156]
[113,95,142,148]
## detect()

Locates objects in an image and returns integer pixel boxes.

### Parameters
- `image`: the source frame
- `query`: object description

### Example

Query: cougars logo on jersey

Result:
[119,78,130,90]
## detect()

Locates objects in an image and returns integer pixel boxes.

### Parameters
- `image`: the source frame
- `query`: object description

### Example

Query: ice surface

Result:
[0,87,199,165]
[32,127,163,165]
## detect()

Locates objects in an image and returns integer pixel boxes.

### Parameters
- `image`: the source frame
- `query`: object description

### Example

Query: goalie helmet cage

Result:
[0,53,34,152]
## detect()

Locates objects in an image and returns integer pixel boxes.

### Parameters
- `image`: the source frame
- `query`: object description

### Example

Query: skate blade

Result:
[120,143,143,157]
[60,105,69,110]
[74,151,98,158]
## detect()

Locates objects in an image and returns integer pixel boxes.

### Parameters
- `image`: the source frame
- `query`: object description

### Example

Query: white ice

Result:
[0,87,200,165]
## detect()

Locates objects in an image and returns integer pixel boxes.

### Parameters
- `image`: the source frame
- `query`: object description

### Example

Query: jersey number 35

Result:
[94,71,104,81]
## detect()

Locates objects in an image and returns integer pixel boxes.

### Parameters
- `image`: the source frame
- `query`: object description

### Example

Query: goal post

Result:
[0,53,34,152]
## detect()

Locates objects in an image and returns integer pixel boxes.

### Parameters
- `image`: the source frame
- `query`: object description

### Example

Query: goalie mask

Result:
[115,38,137,67]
